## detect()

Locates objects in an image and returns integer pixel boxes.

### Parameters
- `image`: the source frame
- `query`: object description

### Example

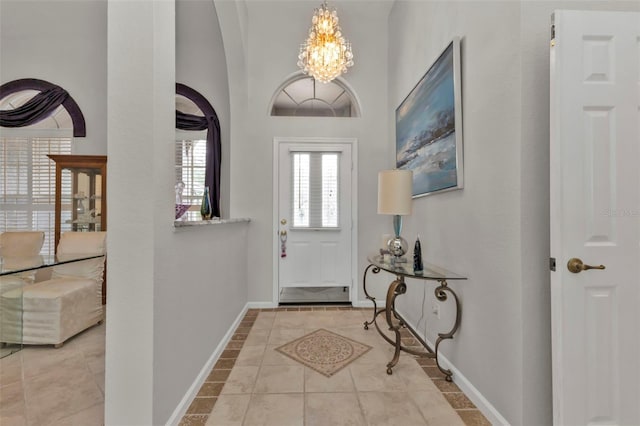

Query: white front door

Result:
[550,10,640,425]
[276,141,353,299]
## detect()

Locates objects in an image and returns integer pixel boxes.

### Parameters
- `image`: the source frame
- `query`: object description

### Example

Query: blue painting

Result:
[396,38,463,197]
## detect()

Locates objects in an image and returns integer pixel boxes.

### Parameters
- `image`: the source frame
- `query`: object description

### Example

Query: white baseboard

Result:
[352,299,385,309]
[397,310,509,426]
[165,303,249,426]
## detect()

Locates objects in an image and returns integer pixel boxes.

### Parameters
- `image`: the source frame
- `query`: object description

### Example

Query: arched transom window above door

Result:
[270,75,361,118]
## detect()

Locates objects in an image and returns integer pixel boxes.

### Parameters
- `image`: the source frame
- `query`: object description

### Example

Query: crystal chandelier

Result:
[297,1,354,83]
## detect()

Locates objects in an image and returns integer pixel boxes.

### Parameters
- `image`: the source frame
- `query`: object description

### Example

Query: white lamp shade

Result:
[377,169,413,215]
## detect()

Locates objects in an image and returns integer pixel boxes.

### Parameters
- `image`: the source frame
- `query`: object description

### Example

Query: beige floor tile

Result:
[350,362,407,392]
[394,359,440,391]
[0,381,25,418]
[305,392,365,426]
[0,351,23,387]
[272,312,308,329]
[256,312,277,321]
[235,345,266,367]
[24,364,103,426]
[358,391,428,426]
[409,389,466,426]
[261,345,299,366]
[304,366,355,393]
[244,330,270,345]
[0,414,27,426]
[267,328,306,345]
[349,346,395,365]
[221,366,259,394]
[94,372,105,396]
[20,344,81,379]
[49,402,104,426]
[252,317,275,330]
[242,393,304,426]
[205,394,250,426]
[253,365,304,393]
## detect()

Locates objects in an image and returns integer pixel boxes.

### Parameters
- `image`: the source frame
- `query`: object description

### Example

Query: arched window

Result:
[0,79,86,254]
[270,74,361,117]
[175,83,221,219]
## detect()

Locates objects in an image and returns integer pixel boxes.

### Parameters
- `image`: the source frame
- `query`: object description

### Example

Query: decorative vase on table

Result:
[413,236,424,275]
[200,186,212,220]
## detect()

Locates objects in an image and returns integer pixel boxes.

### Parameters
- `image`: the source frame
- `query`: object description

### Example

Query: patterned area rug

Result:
[276,329,372,377]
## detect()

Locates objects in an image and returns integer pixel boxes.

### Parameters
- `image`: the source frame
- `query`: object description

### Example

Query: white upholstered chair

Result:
[1,231,106,347]
[0,231,45,344]
[0,231,45,285]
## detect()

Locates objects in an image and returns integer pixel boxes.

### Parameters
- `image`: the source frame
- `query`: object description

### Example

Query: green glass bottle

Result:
[200,186,212,220]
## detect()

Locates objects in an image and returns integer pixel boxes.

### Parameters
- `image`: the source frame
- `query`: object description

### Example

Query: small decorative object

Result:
[200,186,212,220]
[413,236,424,275]
[175,204,190,220]
[175,181,185,204]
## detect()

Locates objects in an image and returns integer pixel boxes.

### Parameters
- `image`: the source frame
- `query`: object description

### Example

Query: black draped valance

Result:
[0,79,86,137]
[176,83,221,218]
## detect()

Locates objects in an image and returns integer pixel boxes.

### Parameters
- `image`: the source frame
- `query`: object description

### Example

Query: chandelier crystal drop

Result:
[297,1,354,83]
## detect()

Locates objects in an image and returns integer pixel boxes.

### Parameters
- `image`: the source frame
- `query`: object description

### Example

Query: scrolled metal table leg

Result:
[362,264,381,330]
[385,277,407,375]
[433,280,461,382]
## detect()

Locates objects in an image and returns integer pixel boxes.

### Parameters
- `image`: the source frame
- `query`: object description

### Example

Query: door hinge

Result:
[550,24,556,47]
[550,257,556,272]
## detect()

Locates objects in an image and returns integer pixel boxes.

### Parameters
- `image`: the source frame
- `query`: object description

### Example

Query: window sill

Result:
[173,217,251,228]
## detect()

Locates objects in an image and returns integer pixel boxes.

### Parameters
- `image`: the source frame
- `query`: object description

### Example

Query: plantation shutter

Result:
[291,151,340,229]
[0,134,71,255]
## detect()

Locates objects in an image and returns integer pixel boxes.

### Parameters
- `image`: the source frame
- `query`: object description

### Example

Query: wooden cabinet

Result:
[48,155,107,303]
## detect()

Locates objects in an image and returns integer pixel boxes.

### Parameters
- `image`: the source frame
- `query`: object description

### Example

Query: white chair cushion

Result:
[51,232,106,282]
[0,231,44,257]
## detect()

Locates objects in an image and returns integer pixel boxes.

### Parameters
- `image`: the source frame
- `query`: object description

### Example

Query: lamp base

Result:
[387,236,408,263]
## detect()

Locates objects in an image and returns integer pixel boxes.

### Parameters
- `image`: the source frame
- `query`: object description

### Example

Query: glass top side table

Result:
[363,253,467,380]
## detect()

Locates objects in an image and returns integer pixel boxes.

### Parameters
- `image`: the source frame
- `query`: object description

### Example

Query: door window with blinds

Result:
[0,133,72,255]
[175,132,206,221]
[291,151,340,229]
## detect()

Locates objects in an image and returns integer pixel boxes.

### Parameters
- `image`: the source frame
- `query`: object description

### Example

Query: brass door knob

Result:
[567,258,605,273]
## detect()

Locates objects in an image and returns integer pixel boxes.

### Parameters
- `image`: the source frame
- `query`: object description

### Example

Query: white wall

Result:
[389,1,639,425]
[227,0,394,304]
[0,0,107,155]
[107,1,247,424]
[389,2,524,423]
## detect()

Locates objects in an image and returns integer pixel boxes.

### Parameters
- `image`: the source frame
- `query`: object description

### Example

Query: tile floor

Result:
[180,308,491,426]
[0,322,105,426]
[0,307,490,426]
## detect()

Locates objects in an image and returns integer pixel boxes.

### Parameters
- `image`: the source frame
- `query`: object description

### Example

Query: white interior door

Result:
[277,142,352,295]
[550,10,640,425]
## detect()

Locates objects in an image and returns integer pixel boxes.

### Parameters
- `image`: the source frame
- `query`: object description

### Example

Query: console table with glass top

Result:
[363,253,466,381]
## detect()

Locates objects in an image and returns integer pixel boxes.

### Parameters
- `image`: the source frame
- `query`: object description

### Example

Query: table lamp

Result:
[377,169,413,262]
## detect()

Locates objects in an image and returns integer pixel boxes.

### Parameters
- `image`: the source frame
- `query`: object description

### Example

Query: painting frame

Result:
[395,37,463,198]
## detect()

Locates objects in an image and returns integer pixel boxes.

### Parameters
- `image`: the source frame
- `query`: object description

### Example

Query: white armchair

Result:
[1,232,106,347]
[0,231,45,344]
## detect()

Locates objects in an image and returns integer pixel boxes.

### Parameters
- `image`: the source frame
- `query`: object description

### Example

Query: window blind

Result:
[0,135,71,255]
[175,138,207,221]
[291,152,340,228]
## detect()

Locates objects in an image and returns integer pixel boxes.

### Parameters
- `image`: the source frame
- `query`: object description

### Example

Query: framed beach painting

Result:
[395,37,463,198]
